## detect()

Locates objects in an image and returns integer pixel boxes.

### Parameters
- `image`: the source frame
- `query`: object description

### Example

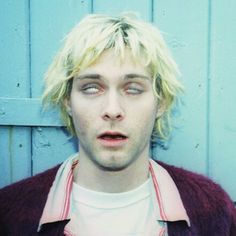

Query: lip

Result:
[97,131,128,147]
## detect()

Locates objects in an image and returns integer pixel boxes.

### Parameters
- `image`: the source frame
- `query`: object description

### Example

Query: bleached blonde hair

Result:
[42,13,183,142]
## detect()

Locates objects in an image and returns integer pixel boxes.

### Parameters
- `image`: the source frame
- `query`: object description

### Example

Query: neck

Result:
[73,152,150,193]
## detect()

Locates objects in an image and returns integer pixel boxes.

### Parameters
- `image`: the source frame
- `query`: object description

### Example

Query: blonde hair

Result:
[42,12,183,142]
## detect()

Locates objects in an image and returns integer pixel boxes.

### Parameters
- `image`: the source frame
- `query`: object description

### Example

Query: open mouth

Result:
[98,132,128,145]
[98,133,127,140]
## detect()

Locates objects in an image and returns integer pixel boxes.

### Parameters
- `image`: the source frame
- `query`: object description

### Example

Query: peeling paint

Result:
[39,142,51,147]
[0,108,5,116]
[224,125,236,133]
[169,38,186,49]
[34,127,51,148]
[37,127,43,132]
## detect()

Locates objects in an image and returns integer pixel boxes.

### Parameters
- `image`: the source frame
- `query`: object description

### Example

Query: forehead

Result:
[76,48,150,78]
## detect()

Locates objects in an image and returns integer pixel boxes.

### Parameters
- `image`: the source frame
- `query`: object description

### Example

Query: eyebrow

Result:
[123,73,150,80]
[75,73,150,81]
[76,74,101,80]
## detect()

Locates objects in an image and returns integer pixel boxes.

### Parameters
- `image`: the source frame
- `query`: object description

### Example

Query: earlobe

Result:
[156,100,167,118]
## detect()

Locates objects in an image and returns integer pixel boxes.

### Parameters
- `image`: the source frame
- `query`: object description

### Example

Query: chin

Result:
[95,157,131,172]
[98,164,128,172]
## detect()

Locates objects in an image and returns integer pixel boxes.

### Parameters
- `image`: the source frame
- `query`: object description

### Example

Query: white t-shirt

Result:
[66,178,165,236]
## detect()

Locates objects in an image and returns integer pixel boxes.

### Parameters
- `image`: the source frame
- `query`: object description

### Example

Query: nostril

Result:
[116,114,123,120]
[103,114,110,120]
[102,112,124,121]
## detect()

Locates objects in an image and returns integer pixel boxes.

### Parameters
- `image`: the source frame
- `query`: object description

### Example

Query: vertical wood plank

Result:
[209,0,236,200]
[152,1,209,174]
[30,0,91,174]
[0,0,30,97]
[0,127,12,186]
[0,1,31,187]
[0,127,31,187]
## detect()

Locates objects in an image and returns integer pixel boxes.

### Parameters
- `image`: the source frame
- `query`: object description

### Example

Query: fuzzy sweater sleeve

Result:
[0,165,60,235]
[158,161,236,236]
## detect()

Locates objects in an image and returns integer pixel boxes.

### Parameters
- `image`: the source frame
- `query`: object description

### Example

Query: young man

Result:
[0,13,235,236]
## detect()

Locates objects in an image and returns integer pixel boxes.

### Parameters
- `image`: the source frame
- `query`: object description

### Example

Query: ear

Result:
[64,97,72,116]
[156,99,167,119]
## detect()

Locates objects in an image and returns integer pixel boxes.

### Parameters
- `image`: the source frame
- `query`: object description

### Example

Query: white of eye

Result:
[126,87,143,94]
[82,85,100,94]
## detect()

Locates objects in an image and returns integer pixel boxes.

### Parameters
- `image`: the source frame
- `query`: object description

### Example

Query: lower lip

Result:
[98,138,128,147]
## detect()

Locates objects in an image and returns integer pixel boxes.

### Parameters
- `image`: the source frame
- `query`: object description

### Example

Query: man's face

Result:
[67,49,158,171]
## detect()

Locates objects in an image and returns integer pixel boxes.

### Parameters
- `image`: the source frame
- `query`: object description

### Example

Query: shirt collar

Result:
[149,159,191,227]
[38,154,190,232]
[38,153,78,232]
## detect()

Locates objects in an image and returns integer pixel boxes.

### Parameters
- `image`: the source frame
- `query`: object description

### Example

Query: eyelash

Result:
[125,85,144,95]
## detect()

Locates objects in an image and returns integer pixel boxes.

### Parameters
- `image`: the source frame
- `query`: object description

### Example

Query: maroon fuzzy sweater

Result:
[0,161,235,235]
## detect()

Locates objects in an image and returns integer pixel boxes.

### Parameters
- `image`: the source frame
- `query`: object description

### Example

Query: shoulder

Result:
[157,160,232,203]
[0,165,61,234]
[158,160,222,193]
[157,160,236,233]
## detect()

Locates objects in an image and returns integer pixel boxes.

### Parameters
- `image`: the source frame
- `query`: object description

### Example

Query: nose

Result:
[101,92,125,121]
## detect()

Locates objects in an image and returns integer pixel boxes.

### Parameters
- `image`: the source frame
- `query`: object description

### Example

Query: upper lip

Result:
[97,131,128,139]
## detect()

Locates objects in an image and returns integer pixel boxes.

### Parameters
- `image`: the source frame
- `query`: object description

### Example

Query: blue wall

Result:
[0,0,236,201]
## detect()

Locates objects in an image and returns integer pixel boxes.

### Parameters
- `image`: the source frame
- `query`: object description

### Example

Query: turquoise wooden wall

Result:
[0,1,235,201]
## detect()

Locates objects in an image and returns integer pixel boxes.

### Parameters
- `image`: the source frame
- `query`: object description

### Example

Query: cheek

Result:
[133,98,157,119]
[71,110,91,136]
[131,100,157,131]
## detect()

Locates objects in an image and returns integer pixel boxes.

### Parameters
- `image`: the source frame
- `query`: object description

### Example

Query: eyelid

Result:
[83,84,99,90]
[80,82,104,95]
[77,79,103,88]
[124,82,145,94]
[125,81,144,88]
